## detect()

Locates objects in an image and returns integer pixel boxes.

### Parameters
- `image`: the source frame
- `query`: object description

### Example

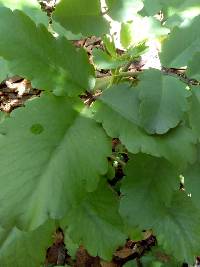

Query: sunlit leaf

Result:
[93,48,128,70]
[0,0,48,25]
[106,0,143,22]
[53,0,109,36]
[160,15,200,67]
[138,69,189,134]
[0,7,95,96]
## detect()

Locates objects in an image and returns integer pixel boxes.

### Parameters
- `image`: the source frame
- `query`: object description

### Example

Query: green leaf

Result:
[124,225,143,241]
[186,52,200,80]
[120,22,133,49]
[160,15,200,67]
[141,0,200,21]
[94,83,196,166]
[119,154,179,228]
[124,248,181,266]
[95,70,189,136]
[159,0,200,29]
[64,233,79,259]
[103,35,117,58]
[0,7,95,96]
[184,149,200,210]
[188,87,200,137]
[93,48,128,70]
[106,0,144,22]
[122,17,169,45]
[127,41,148,58]
[0,220,54,267]
[0,94,110,230]
[93,76,112,91]
[138,69,190,134]
[0,0,48,26]
[51,20,83,40]
[120,157,200,262]
[140,0,162,16]
[53,0,109,36]
[135,247,182,267]
[0,58,10,82]
[98,83,140,126]
[160,0,200,12]
[164,15,185,29]
[0,111,8,123]
[105,162,115,180]
[103,108,196,167]
[155,192,200,263]
[64,180,126,260]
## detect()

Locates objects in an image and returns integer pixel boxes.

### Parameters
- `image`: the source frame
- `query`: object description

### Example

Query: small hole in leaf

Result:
[30,123,44,135]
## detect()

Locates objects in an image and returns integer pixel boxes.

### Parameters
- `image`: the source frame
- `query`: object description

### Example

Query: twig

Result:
[162,67,200,86]
[113,235,156,266]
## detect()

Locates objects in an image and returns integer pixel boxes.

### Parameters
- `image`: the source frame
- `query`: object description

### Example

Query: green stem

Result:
[115,71,139,78]
[94,71,139,91]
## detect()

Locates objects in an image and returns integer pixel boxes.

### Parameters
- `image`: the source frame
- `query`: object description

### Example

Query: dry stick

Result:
[162,67,200,86]
[113,235,156,266]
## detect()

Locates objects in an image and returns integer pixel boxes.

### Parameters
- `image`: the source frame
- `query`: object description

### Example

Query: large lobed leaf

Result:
[0,221,54,267]
[0,58,10,82]
[141,0,200,21]
[0,7,95,96]
[63,181,126,260]
[138,69,189,134]
[97,106,196,167]
[96,70,190,135]
[0,0,48,26]
[53,0,109,36]
[0,94,110,230]
[141,0,162,16]
[120,154,200,263]
[119,154,179,228]
[0,0,83,40]
[184,147,200,211]
[119,17,169,47]
[155,192,200,264]
[188,87,200,137]
[186,52,200,80]
[94,82,196,167]
[160,15,200,67]
[106,0,144,22]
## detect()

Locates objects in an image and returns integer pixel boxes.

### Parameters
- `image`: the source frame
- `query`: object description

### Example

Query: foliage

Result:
[0,0,200,266]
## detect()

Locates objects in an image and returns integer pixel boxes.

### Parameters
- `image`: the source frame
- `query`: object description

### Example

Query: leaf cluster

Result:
[0,0,200,266]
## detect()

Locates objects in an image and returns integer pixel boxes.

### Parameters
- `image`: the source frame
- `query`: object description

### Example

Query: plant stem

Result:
[115,71,139,78]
